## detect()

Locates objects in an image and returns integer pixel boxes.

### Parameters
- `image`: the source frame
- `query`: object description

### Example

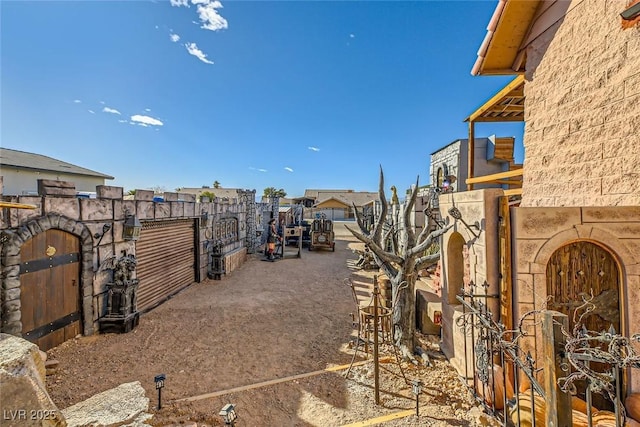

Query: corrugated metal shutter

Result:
[136,219,196,312]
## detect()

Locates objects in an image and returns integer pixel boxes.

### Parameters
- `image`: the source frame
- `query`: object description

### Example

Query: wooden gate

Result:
[135,219,196,312]
[20,229,82,350]
[546,240,621,409]
[546,241,620,332]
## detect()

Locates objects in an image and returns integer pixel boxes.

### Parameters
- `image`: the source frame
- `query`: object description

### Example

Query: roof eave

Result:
[472,0,541,76]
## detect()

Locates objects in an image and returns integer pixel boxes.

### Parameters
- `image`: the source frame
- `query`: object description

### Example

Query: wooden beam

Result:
[468,121,475,191]
[341,410,417,427]
[503,188,523,196]
[0,202,38,209]
[176,357,393,402]
[465,168,524,185]
[470,116,525,123]
[465,75,525,123]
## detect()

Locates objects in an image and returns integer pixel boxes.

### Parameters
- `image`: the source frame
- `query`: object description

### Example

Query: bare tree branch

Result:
[414,253,441,271]
[371,166,388,246]
[404,177,419,249]
[409,224,451,258]
[345,225,404,266]
[352,202,368,236]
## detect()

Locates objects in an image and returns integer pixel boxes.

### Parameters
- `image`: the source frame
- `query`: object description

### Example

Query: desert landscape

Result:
[43,226,496,426]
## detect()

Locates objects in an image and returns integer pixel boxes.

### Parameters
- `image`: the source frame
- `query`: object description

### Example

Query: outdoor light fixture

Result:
[621,2,640,20]
[411,379,423,416]
[123,212,142,241]
[219,403,237,426]
[154,374,166,410]
[94,223,112,246]
[448,206,481,239]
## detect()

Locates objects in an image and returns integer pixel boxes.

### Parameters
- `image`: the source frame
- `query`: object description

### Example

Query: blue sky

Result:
[2,0,524,197]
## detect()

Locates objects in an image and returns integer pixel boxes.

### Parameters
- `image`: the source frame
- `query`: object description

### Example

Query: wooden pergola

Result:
[464,74,525,192]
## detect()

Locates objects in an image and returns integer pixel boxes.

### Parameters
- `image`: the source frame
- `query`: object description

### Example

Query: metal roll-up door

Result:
[136,219,196,312]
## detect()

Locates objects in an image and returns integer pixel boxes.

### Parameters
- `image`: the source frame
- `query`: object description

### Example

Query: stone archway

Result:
[1,214,95,343]
[446,231,466,305]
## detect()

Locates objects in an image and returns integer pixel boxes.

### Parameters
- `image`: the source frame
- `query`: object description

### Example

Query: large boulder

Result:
[0,334,66,427]
[61,381,151,427]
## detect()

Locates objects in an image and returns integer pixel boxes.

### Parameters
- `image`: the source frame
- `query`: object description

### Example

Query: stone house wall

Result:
[511,206,640,392]
[521,0,640,207]
[0,184,255,343]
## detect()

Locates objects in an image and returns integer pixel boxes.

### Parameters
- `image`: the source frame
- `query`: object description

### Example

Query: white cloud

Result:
[185,42,214,64]
[171,0,228,32]
[99,101,105,104]
[192,0,228,32]
[308,146,320,152]
[350,33,355,38]
[131,114,164,126]
[118,119,128,123]
[88,110,95,114]
[73,99,81,103]
[145,108,151,112]
[258,168,267,173]
[284,167,294,172]
[170,33,180,42]
[102,107,121,115]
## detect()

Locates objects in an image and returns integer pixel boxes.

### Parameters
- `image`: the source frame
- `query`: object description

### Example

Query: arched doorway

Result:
[546,240,621,409]
[446,232,466,305]
[20,229,82,350]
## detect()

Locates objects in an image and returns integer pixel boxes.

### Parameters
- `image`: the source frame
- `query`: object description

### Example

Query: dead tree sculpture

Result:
[346,167,451,360]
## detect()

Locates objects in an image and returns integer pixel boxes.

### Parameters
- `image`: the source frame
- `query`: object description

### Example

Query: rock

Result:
[61,381,151,427]
[45,360,59,368]
[0,334,66,427]
[39,350,48,363]
[476,413,492,426]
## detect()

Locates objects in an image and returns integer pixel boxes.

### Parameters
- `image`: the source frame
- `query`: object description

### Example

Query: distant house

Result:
[177,187,246,202]
[303,189,378,220]
[0,147,114,195]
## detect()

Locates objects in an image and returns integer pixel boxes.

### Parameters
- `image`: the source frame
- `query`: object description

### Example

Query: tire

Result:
[331,243,335,252]
[309,245,313,251]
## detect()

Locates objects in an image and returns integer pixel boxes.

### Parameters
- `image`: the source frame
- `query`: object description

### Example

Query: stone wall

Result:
[522,0,640,207]
[0,184,255,344]
[511,206,640,392]
[430,137,510,193]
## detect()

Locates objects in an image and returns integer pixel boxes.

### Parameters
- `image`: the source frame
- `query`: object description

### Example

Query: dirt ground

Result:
[46,224,497,426]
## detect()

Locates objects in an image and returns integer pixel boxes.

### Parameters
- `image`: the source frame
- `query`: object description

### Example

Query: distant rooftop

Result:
[0,147,114,179]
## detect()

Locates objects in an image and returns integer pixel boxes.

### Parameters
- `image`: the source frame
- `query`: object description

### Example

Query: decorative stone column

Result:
[98,252,140,333]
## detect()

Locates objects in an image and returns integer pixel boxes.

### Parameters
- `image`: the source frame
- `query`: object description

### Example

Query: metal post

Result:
[373,277,380,405]
[416,393,419,417]
[543,311,572,427]
[158,387,162,410]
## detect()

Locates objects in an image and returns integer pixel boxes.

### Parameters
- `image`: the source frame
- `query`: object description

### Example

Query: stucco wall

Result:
[0,168,107,195]
[522,0,640,207]
[437,188,504,375]
[512,206,640,392]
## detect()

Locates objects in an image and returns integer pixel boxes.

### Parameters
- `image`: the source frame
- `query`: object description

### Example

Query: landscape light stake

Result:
[154,374,166,410]
[219,403,237,426]
[412,379,423,417]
